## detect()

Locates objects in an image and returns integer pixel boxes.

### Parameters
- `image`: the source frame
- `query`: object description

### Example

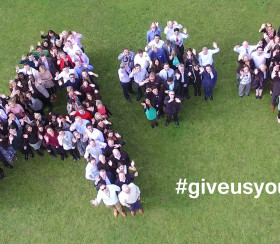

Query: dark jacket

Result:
[201,69,217,87]
[164,80,180,96]
[38,57,58,77]
[164,96,181,115]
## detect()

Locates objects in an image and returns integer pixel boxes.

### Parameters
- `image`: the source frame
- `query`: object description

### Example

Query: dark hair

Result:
[48,30,55,35]
[98,183,105,189]
[192,61,199,66]
[86,122,92,128]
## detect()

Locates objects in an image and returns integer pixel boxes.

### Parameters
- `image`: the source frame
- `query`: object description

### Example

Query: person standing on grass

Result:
[119,183,143,216]
[85,157,99,181]
[270,65,280,111]
[164,20,183,41]
[169,27,189,61]
[164,90,181,126]
[149,46,167,64]
[174,63,190,99]
[198,42,220,67]
[134,49,151,70]
[238,65,252,97]
[159,63,174,82]
[90,183,127,218]
[251,46,270,69]
[118,48,135,70]
[252,64,268,99]
[118,63,134,103]
[233,41,261,59]
[141,98,158,128]
[129,64,148,102]
[188,61,202,97]
[200,65,217,101]
[146,22,162,44]
[57,130,80,162]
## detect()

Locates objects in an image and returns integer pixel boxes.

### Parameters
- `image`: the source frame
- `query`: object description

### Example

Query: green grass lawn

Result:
[1,0,280,243]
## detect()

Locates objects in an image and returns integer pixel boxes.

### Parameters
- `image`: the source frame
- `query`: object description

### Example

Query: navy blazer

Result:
[201,68,217,86]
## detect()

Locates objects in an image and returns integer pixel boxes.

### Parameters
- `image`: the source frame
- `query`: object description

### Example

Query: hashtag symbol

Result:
[176,178,187,194]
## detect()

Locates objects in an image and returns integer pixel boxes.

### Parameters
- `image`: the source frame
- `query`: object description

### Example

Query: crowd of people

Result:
[3,22,279,217]
[118,20,220,127]
[234,23,280,122]
[0,29,143,218]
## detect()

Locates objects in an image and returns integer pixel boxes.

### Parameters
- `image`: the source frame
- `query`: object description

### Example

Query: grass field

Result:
[1,0,280,243]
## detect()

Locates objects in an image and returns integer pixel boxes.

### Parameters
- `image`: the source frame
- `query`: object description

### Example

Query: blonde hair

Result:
[96,100,102,106]
[66,86,73,93]
[34,113,42,120]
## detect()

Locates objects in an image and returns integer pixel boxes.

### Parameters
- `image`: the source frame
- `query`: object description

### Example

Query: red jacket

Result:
[45,130,60,147]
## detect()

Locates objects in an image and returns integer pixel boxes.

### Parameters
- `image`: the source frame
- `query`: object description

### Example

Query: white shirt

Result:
[85,128,105,142]
[63,43,82,62]
[233,44,258,58]
[84,141,106,160]
[95,184,120,205]
[164,24,183,40]
[55,69,78,83]
[251,51,270,69]
[118,183,141,208]
[134,53,151,70]
[198,48,220,66]
[148,39,164,49]
[58,131,75,150]
[159,68,174,81]
[85,163,99,181]
[170,33,189,47]
[67,33,83,48]
[17,67,38,78]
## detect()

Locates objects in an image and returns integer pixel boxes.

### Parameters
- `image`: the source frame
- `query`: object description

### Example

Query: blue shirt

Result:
[72,119,89,134]
[150,48,167,64]
[146,26,162,44]
[118,67,131,83]
[169,82,175,91]
[74,64,94,78]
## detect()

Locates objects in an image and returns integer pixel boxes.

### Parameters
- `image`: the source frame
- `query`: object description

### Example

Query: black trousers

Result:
[17,145,33,156]
[157,107,164,117]
[51,145,64,155]
[46,86,56,96]
[179,84,190,98]
[193,83,201,96]
[166,112,178,123]
[41,97,53,112]
[120,82,133,100]
[66,148,80,159]
[177,45,185,62]
[271,92,278,106]
[134,82,142,99]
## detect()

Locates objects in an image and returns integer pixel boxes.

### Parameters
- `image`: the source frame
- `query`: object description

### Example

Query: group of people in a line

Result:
[0,29,143,218]
[118,21,219,127]
[234,22,280,122]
